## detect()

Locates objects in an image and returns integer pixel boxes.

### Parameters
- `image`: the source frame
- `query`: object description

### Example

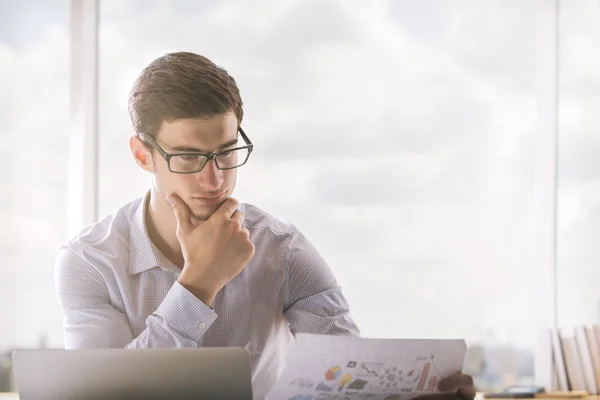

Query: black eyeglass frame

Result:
[138,127,254,174]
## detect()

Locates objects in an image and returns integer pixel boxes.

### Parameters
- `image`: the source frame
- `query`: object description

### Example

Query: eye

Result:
[180,154,200,161]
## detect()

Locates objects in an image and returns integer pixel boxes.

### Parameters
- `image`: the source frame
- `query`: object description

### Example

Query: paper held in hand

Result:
[265,333,467,400]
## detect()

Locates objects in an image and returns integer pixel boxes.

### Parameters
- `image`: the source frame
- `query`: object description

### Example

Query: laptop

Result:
[12,347,253,400]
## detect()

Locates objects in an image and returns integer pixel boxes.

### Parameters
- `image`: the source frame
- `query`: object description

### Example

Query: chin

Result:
[185,191,231,219]
[190,204,221,221]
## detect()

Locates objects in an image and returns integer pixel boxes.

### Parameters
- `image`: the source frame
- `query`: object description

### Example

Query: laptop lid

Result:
[12,347,253,400]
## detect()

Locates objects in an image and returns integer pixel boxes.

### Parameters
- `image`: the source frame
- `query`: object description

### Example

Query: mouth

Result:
[191,191,227,205]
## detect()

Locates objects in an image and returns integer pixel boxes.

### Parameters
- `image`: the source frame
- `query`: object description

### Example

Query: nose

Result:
[194,159,223,190]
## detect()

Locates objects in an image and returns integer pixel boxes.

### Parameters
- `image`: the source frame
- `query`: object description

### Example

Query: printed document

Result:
[265,333,467,400]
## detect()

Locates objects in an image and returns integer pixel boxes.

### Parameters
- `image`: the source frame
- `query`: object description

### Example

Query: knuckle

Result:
[464,374,474,387]
[244,240,255,257]
[216,211,229,222]
[226,198,239,209]
[227,219,240,232]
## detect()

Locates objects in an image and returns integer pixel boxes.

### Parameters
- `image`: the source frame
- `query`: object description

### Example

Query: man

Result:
[55,51,475,400]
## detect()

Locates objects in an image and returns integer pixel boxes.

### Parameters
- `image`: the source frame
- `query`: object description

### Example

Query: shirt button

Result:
[199,322,207,329]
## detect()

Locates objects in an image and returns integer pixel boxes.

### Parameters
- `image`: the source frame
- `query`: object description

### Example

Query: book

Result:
[550,328,570,391]
[560,329,587,391]
[584,325,600,394]
[574,325,598,394]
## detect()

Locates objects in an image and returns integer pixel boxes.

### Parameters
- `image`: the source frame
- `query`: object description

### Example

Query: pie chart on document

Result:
[324,365,342,381]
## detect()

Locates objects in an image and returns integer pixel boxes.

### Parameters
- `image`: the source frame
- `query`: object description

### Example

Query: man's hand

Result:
[167,194,255,306]
[416,373,476,400]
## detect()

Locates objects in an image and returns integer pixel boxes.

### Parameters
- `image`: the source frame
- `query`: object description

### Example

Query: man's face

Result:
[149,112,240,220]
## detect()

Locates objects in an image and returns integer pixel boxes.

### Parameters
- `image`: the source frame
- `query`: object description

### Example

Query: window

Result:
[0,0,70,350]
[557,0,600,327]
[99,0,541,389]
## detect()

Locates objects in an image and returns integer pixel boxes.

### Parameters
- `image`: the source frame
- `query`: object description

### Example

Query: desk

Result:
[1,392,596,400]
[482,397,599,400]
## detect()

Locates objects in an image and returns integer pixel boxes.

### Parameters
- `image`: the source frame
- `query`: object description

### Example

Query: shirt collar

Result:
[128,191,159,275]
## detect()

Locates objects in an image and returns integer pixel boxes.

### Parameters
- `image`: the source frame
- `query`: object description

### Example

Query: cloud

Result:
[559,136,600,182]
[0,0,68,48]
[257,92,492,161]
[440,0,537,90]
[389,0,449,43]
[255,0,357,63]
[313,165,434,207]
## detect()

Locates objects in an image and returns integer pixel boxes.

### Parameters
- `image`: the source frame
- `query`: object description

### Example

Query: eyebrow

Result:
[169,138,239,153]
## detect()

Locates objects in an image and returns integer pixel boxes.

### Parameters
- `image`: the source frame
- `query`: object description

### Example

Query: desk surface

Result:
[1,393,598,400]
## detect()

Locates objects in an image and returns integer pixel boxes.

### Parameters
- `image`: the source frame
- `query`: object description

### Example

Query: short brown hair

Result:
[128,52,243,138]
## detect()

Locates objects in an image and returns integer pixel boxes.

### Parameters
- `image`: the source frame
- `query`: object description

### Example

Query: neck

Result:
[145,189,185,269]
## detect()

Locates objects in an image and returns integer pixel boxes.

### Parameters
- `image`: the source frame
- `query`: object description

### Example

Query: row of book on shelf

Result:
[551,325,600,394]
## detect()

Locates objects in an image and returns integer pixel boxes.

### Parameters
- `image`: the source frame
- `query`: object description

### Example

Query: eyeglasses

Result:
[138,127,253,174]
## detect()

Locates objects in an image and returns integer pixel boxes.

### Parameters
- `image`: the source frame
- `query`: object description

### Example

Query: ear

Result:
[130,135,154,173]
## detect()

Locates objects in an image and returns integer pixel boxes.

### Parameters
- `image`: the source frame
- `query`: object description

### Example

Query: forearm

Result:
[124,281,217,348]
[285,285,361,338]
[63,281,217,349]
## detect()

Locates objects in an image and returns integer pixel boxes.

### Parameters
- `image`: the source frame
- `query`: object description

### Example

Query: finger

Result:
[241,227,251,238]
[166,194,192,234]
[216,197,239,218]
[231,210,244,226]
[414,394,456,400]
[438,373,473,392]
[457,387,476,400]
[415,390,475,400]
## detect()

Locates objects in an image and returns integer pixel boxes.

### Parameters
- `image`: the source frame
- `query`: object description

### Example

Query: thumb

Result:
[166,194,192,234]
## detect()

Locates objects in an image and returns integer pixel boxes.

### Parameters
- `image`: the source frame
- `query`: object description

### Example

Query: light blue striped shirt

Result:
[54,193,360,399]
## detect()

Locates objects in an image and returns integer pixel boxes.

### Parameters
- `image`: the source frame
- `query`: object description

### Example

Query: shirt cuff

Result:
[155,281,218,342]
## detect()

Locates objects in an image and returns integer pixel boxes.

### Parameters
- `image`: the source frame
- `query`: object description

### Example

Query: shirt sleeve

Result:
[54,247,217,349]
[282,227,361,338]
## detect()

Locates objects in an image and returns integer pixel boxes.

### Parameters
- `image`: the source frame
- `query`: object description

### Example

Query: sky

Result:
[97,0,541,346]
[0,0,70,348]
[1,0,600,360]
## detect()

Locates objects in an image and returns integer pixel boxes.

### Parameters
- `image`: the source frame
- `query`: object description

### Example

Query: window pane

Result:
[558,1,600,327]
[0,0,69,354]
[99,0,540,390]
